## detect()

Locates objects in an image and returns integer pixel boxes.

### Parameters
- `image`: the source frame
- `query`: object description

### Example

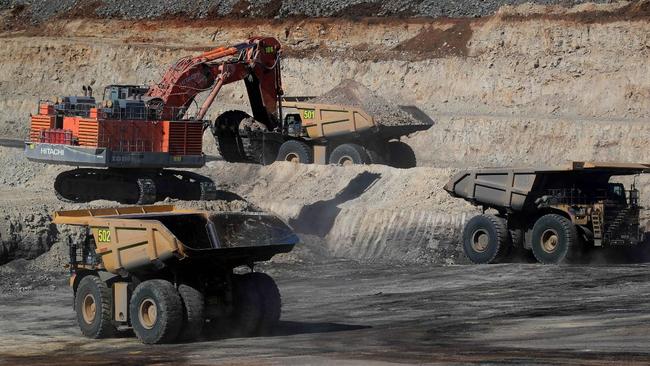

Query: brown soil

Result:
[499,0,650,24]
[393,20,472,58]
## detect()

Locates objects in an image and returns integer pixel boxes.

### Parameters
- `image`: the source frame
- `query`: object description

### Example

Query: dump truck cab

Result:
[445,162,650,264]
[54,205,298,344]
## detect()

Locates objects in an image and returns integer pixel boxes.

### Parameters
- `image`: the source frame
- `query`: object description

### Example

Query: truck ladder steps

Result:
[603,207,631,243]
[592,210,603,246]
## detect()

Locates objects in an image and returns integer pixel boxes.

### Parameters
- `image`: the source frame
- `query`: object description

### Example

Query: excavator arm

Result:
[145,36,283,130]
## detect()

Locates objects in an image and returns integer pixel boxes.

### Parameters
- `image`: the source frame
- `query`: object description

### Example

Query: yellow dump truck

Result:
[213,101,433,168]
[53,205,298,344]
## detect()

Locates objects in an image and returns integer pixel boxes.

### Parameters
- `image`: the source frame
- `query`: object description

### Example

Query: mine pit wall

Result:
[0,210,56,263]
[3,4,650,266]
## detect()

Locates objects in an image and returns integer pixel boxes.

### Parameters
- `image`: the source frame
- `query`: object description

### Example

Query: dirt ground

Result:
[2,261,650,365]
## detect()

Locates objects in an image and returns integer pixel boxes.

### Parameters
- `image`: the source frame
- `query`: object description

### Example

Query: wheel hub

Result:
[471,229,489,253]
[139,298,158,330]
[541,229,559,253]
[338,156,353,166]
[285,153,300,163]
[82,294,97,324]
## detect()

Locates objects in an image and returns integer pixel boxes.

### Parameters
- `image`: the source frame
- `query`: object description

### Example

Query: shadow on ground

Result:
[202,320,371,342]
[270,320,370,336]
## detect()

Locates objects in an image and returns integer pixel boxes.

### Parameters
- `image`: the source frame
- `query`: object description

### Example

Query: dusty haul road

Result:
[2,261,650,365]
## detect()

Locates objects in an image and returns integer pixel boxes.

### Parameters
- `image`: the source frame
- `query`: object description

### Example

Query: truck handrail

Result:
[53,205,189,225]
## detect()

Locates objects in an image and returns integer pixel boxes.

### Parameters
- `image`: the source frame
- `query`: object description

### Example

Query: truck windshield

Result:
[608,183,627,204]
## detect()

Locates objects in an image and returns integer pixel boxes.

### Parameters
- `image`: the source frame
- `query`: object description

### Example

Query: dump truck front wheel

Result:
[277,140,313,164]
[230,274,263,337]
[247,272,282,334]
[531,214,577,264]
[75,275,116,339]
[386,141,416,169]
[177,284,205,342]
[329,143,370,165]
[365,147,386,165]
[130,279,184,344]
[462,214,509,264]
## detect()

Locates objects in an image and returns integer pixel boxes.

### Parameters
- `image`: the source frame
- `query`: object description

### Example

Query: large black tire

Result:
[230,274,263,337]
[130,279,184,344]
[246,272,281,335]
[276,140,313,164]
[365,147,386,165]
[252,138,281,166]
[462,214,510,264]
[177,284,205,342]
[75,275,116,339]
[213,110,248,162]
[329,143,371,165]
[386,141,416,169]
[531,214,577,264]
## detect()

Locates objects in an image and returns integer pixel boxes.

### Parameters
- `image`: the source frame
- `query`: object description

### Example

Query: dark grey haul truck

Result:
[444,162,649,264]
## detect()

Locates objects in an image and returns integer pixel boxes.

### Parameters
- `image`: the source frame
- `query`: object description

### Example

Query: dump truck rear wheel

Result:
[462,214,509,264]
[276,140,313,164]
[329,143,371,165]
[386,141,416,169]
[230,274,263,337]
[130,279,183,344]
[177,284,205,342]
[75,275,116,339]
[531,214,577,264]
[247,272,282,334]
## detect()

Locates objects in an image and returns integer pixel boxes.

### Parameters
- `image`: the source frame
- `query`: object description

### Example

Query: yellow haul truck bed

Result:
[278,101,432,167]
[53,205,298,344]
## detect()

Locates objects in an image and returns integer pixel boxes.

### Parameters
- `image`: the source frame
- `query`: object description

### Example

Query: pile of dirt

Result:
[311,79,423,126]
[199,161,479,265]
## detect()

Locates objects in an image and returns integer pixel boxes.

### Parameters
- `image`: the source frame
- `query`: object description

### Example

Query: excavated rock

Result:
[311,79,421,126]
[0,0,613,22]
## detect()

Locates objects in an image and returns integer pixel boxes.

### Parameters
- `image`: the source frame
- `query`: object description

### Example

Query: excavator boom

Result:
[146,37,282,128]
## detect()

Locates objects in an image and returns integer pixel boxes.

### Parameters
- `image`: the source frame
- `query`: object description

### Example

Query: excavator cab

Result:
[100,85,150,120]
[103,85,149,102]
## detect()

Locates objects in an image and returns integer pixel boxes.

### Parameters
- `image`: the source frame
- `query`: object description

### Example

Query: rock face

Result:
[2,2,650,268]
[0,0,614,21]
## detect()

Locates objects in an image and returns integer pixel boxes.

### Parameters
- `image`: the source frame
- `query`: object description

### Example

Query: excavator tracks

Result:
[54,168,217,204]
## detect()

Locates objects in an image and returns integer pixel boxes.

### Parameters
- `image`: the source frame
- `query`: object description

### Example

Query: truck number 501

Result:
[302,110,315,119]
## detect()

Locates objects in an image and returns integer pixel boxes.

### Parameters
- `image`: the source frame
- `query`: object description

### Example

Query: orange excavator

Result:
[24,37,283,204]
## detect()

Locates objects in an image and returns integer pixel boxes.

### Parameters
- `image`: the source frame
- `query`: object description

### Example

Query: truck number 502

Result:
[97,229,111,243]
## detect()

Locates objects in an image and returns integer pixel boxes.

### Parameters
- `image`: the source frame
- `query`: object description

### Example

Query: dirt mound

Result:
[198,161,479,264]
[311,79,422,126]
